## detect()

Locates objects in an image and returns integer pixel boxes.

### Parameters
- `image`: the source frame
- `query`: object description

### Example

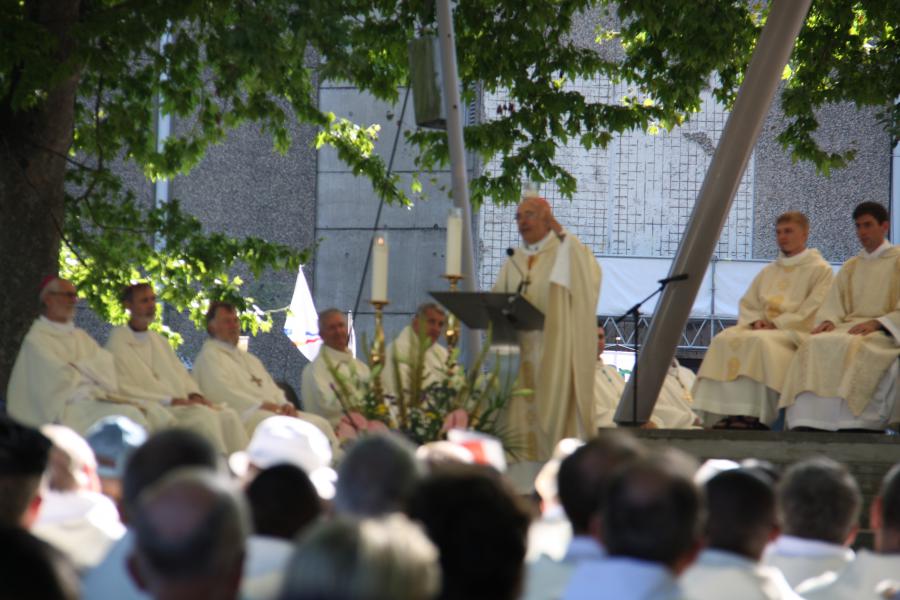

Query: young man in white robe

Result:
[300,308,371,427]
[105,283,248,454]
[7,277,173,434]
[692,212,834,429]
[382,303,450,400]
[798,462,900,599]
[192,302,338,452]
[595,326,699,429]
[762,458,859,589]
[493,193,602,461]
[780,202,900,431]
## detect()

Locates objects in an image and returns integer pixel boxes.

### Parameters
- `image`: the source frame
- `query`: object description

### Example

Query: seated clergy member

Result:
[693,211,833,429]
[594,325,698,429]
[383,303,449,398]
[192,301,338,447]
[7,277,173,434]
[780,202,900,431]
[106,284,248,454]
[301,308,371,426]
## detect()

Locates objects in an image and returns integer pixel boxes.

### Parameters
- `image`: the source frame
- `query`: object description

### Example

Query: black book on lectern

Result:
[429,292,544,346]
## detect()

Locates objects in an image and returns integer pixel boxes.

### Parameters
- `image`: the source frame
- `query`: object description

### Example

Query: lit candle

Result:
[446,208,462,277]
[371,231,389,303]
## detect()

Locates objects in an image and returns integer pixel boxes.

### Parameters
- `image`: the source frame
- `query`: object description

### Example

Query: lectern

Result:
[429,292,544,345]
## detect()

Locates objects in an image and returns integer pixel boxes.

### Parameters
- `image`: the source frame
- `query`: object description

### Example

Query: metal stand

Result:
[442,274,463,352]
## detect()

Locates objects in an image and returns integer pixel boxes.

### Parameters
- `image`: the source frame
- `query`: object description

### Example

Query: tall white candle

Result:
[371,231,389,303]
[446,208,462,276]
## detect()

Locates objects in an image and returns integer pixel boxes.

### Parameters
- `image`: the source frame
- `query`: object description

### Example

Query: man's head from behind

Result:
[871,463,900,553]
[602,452,703,574]
[40,424,100,493]
[245,464,321,540]
[122,429,218,524]
[778,457,860,546]
[557,430,645,536]
[704,468,778,561]
[334,433,422,517]
[127,468,249,600]
[412,303,446,345]
[0,417,52,529]
[852,201,890,253]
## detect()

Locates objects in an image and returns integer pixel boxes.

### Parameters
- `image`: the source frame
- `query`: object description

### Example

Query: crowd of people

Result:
[3,415,900,599]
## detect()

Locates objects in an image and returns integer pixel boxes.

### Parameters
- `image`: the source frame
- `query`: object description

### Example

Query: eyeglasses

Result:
[47,292,78,299]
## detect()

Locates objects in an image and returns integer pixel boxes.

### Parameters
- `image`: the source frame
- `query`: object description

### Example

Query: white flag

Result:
[283,265,321,362]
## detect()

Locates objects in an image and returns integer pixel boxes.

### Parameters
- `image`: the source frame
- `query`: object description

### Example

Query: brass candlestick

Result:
[442,274,463,352]
[369,300,388,406]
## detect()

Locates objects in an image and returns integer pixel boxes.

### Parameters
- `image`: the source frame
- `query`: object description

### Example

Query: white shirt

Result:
[523,536,605,600]
[799,549,900,599]
[763,535,855,589]
[563,557,682,600]
[681,548,803,600]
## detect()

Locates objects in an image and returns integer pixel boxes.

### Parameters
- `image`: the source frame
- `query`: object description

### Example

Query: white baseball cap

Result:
[229,416,337,499]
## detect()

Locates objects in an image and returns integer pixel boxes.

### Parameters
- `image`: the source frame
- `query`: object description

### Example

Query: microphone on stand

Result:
[658,273,689,285]
[506,248,529,295]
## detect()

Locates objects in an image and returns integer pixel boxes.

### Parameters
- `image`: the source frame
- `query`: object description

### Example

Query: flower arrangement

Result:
[324,327,527,454]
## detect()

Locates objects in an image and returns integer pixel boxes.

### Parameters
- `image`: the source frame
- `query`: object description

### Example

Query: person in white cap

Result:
[106,283,248,454]
[229,415,337,501]
[32,424,125,571]
[7,276,173,434]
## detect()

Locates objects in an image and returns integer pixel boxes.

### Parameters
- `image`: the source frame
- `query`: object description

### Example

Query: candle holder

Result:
[369,299,391,416]
[442,274,463,352]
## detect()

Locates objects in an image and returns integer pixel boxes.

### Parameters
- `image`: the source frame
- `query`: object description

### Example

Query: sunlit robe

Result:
[7,317,173,434]
[595,358,697,429]
[693,249,833,424]
[494,231,602,461]
[382,325,450,400]
[192,339,338,451]
[594,359,625,428]
[779,243,900,425]
[300,345,371,426]
[106,326,248,454]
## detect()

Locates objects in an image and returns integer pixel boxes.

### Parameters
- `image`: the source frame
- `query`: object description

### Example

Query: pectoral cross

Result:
[250,375,262,387]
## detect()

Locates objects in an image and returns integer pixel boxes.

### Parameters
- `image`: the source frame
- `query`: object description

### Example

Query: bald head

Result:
[515,196,554,245]
[128,469,248,598]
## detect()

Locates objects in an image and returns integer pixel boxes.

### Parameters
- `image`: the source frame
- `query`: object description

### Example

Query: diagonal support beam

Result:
[615,0,812,424]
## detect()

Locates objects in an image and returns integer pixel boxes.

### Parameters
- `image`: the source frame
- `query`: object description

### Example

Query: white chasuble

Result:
[653,362,699,429]
[594,360,625,428]
[301,345,371,427]
[106,326,248,454]
[693,249,833,421]
[193,339,338,448]
[494,232,602,461]
[780,243,900,416]
[7,318,173,434]
[382,325,450,400]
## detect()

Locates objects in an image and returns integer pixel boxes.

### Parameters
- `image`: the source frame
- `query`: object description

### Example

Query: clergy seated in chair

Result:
[192,301,339,453]
[692,212,834,429]
[300,308,370,427]
[106,284,248,454]
[779,202,900,431]
[7,277,174,435]
[382,303,452,400]
[594,325,700,429]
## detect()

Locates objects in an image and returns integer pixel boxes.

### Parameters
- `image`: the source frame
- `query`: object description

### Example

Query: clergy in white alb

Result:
[779,203,900,430]
[383,303,451,401]
[595,327,698,429]
[301,308,371,427]
[693,212,834,428]
[192,302,339,453]
[7,277,173,435]
[493,194,601,461]
[105,284,249,454]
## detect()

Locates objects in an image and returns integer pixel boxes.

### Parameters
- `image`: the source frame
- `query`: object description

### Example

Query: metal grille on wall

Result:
[477,77,756,350]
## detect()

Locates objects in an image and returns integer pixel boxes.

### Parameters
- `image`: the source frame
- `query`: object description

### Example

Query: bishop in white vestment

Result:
[693,212,834,427]
[7,278,173,435]
[301,308,371,426]
[493,195,601,461]
[105,284,248,454]
[192,302,338,451]
[383,303,451,400]
[780,203,900,430]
